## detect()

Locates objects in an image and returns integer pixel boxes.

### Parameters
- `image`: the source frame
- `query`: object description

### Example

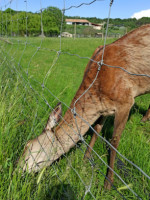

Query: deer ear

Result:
[48,103,62,129]
[53,102,62,123]
[98,45,104,51]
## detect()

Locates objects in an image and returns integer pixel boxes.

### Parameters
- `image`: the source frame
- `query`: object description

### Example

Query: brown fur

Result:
[141,105,150,122]
[21,25,150,189]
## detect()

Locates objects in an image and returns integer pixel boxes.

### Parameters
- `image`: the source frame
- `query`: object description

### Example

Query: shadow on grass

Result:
[102,103,148,141]
[129,103,148,119]
[86,103,148,142]
[84,103,148,178]
[41,184,77,200]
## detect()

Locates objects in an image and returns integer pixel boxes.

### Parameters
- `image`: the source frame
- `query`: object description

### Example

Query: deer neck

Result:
[55,92,102,153]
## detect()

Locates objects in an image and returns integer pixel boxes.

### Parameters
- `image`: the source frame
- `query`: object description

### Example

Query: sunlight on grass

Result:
[0,37,149,200]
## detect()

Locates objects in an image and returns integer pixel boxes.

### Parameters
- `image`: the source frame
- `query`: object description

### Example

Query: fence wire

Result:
[0,0,150,200]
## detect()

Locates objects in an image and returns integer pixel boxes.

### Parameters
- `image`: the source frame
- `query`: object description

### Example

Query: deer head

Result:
[21,103,64,172]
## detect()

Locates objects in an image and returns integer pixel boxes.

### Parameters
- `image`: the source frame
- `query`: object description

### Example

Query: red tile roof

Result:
[66,19,90,23]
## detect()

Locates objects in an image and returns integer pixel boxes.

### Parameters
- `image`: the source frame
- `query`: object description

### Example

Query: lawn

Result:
[0,37,149,200]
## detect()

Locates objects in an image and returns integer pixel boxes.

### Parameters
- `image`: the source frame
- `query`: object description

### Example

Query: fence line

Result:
[0,0,150,199]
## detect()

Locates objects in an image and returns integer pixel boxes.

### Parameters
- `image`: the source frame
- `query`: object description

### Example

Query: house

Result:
[66,19,91,26]
[66,19,104,30]
[91,23,104,30]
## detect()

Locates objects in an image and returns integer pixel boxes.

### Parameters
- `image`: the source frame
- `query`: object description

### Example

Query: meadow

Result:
[0,37,149,200]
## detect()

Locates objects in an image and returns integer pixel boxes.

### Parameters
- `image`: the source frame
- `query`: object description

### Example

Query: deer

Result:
[20,24,150,190]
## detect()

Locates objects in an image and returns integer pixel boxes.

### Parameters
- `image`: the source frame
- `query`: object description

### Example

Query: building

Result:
[66,19,91,26]
[91,23,104,30]
[66,19,104,30]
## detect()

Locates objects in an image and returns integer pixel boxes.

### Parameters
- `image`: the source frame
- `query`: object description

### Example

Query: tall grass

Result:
[0,37,149,199]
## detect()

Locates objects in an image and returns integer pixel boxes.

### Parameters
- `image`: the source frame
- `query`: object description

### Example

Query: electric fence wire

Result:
[0,0,149,199]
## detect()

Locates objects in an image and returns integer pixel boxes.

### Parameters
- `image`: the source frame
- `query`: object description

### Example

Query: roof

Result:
[66,19,91,23]
[91,23,101,26]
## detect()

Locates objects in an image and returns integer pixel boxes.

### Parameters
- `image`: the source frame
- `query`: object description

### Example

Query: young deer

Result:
[20,25,150,189]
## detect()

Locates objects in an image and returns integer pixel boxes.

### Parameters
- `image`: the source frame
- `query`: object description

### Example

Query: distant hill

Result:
[66,16,150,30]
[64,16,150,38]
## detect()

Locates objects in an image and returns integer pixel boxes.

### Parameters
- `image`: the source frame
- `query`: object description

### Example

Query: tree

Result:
[3,8,17,15]
[27,13,41,36]
[42,7,65,36]
[83,26,97,37]
[136,17,150,26]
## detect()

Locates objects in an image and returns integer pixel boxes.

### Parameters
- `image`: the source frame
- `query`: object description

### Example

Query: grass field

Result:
[0,37,150,200]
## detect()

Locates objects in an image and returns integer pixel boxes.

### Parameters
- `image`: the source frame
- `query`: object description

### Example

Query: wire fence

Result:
[0,0,150,199]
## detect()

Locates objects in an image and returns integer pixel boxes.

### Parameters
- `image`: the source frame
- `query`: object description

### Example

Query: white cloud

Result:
[131,9,150,19]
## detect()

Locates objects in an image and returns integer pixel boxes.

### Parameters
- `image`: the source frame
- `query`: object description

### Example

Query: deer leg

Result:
[84,117,106,159]
[104,102,133,190]
[141,105,150,122]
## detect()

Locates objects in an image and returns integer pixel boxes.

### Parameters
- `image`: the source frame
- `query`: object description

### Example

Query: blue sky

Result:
[1,0,150,19]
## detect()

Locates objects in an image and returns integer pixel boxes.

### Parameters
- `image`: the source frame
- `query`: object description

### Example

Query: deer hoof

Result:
[84,151,91,160]
[104,179,113,190]
[141,117,150,122]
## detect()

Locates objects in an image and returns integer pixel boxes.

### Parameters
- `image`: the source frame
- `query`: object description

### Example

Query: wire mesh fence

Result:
[0,0,150,199]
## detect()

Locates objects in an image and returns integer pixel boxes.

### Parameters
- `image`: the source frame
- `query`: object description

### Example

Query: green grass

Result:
[0,37,149,200]
[64,24,126,37]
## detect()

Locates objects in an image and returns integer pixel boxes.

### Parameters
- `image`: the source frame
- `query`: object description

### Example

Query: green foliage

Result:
[0,7,150,38]
[0,37,149,199]
[83,26,98,36]
[42,7,64,36]
[87,17,150,29]
[136,17,150,26]
[27,13,41,36]
[67,15,150,31]
[0,6,64,37]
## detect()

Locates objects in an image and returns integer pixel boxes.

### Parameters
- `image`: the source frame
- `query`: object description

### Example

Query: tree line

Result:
[0,7,65,36]
[0,7,150,37]
[68,16,150,30]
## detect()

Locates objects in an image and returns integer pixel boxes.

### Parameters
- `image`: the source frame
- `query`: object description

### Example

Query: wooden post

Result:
[74,22,76,39]
[40,9,44,37]
[102,23,104,40]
